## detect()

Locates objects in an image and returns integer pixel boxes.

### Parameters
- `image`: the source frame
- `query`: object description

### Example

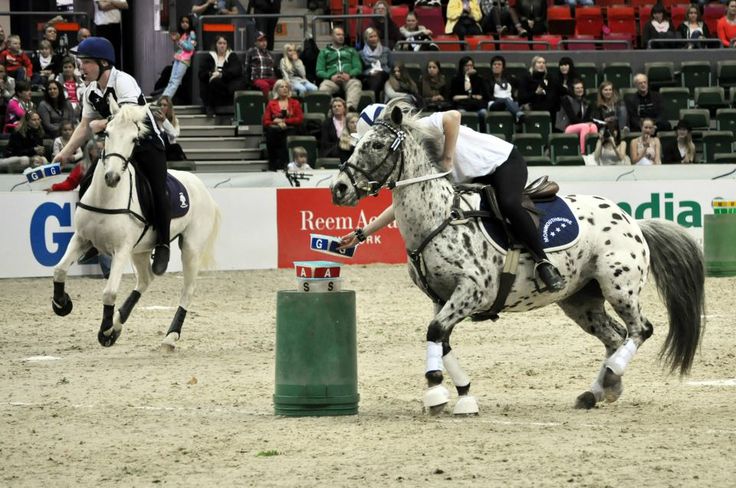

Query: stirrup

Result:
[78,246,99,264]
[152,244,170,276]
[535,260,565,292]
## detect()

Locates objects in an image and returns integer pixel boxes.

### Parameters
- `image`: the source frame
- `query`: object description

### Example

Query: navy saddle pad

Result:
[135,170,190,223]
[479,195,580,253]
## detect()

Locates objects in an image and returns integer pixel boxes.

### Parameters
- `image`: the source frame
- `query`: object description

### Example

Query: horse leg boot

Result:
[442,342,479,415]
[98,253,130,347]
[161,245,200,350]
[52,234,89,316]
[113,253,154,331]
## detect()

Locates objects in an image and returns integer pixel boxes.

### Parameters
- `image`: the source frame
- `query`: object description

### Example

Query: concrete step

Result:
[178,137,249,150]
[174,105,204,115]
[179,114,214,127]
[186,148,262,160]
[180,125,236,137]
[194,159,269,172]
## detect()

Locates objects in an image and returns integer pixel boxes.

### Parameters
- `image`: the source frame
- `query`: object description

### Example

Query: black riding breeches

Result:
[473,148,547,262]
[133,139,170,245]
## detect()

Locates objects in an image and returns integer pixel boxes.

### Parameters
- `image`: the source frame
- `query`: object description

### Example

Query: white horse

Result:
[331,103,705,414]
[51,101,221,349]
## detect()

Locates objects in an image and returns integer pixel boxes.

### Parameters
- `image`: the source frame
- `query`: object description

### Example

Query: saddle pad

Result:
[135,170,190,222]
[479,196,580,254]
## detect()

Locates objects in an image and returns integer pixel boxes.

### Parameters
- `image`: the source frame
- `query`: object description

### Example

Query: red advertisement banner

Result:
[276,188,407,268]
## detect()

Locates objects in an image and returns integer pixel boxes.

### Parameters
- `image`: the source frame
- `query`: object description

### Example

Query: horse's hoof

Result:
[575,391,597,410]
[98,327,121,347]
[160,332,179,352]
[52,294,73,316]
[602,368,623,403]
[453,395,479,416]
[428,403,448,416]
[423,384,450,410]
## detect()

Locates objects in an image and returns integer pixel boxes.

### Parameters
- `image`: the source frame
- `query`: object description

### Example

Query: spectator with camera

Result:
[589,122,629,166]
[263,79,304,171]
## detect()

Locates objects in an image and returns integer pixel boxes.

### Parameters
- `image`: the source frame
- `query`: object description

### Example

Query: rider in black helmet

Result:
[53,37,171,276]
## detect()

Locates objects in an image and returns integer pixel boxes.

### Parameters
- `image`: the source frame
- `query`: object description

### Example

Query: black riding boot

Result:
[535,260,565,292]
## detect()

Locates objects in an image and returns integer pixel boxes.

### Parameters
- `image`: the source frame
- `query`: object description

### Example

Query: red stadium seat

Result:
[603,32,634,50]
[638,5,652,29]
[499,35,530,51]
[607,6,636,37]
[575,6,603,37]
[330,0,358,14]
[433,34,464,51]
[566,34,597,51]
[390,5,409,29]
[465,35,495,51]
[534,34,562,50]
[703,3,725,36]
[548,6,575,36]
[414,7,445,39]
[662,0,681,7]
[629,0,650,7]
[362,0,384,7]
[671,5,688,28]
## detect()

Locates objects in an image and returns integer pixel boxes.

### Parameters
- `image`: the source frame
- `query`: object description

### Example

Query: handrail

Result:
[394,40,467,50]
[311,14,389,49]
[197,14,308,51]
[559,38,632,49]
[478,39,553,50]
[0,10,89,25]
[647,38,723,49]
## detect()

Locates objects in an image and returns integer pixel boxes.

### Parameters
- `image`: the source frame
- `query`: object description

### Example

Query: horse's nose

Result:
[332,182,348,204]
[105,171,120,187]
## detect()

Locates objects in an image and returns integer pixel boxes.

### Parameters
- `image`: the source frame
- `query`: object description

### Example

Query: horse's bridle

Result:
[337,120,406,197]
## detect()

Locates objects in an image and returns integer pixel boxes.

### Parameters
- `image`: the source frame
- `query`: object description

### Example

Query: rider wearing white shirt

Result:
[340,103,565,292]
[53,37,170,275]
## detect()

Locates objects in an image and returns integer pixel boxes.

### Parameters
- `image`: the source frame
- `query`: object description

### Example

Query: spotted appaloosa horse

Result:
[331,102,705,414]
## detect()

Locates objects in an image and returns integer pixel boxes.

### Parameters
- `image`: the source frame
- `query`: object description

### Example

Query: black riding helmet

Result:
[70,36,115,81]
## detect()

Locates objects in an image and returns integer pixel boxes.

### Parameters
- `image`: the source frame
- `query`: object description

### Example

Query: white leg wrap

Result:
[605,338,637,376]
[442,351,470,388]
[426,342,443,373]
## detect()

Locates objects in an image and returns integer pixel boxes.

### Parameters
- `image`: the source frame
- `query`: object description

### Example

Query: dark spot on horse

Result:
[622,266,630,272]
[628,290,633,295]
[611,213,623,220]
[484,277,491,287]
[593,196,605,200]
[634,235,642,243]
[630,253,636,259]
[598,203,610,208]
[615,284,621,290]
[613,269,622,277]
[578,216,585,221]
[602,226,611,232]
[463,234,472,250]
[587,217,595,225]
[605,240,611,245]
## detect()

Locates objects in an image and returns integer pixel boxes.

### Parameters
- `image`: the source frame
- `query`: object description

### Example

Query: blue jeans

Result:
[566,0,594,5]
[290,79,319,96]
[490,97,522,120]
[162,60,189,98]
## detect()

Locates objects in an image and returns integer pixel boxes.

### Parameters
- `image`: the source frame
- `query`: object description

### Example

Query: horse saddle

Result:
[472,176,580,254]
[133,162,191,224]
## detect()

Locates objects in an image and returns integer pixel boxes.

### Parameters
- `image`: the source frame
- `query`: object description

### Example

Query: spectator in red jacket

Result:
[0,35,33,81]
[48,137,102,192]
[717,0,736,47]
[262,79,304,171]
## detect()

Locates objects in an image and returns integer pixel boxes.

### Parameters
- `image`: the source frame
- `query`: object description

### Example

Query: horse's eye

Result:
[372,142,385,150]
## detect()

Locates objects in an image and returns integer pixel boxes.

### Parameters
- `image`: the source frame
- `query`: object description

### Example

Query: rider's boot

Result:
[152,244,169,276]
[79,246,99,264]
[535,260,565,292]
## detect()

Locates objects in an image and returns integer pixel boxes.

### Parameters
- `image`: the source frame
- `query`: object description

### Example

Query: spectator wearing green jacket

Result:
[316,26,363,111]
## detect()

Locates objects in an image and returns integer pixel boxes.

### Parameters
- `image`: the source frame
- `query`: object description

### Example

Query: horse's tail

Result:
[199,204,221,270]
[639,219,705,376]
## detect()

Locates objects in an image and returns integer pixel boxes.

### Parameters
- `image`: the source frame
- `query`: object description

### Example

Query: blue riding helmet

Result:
[71,36,116,65]
[351,103,387,142]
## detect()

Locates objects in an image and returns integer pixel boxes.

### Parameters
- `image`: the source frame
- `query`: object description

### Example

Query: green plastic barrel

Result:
[704,214,736,277]
[274,290,359,416]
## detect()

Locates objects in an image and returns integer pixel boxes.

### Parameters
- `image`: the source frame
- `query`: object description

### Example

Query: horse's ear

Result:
[391,106,402,126]
[109,95,120,115]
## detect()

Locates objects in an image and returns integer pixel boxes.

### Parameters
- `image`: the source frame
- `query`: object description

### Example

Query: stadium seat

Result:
[460,111,480,132]
[234,90,266,126]
[694,87,728,114]
[330,0,358,14]
[475,62,491,80]
[679,108,710,130]
[565,35,597,51]
[413,7,445,39]
[499,35,530,51]
[716,108,736,136]
[585,88,598,105]
[576,63,599,91]
[657,131,676,155]
[702,131,734,164]
[405,63,422,86]
[607,6,636,38]
[287,135,319,166]
[547,6,575,37]
[554,156,585,166]
[713,153,736,164]
[315,157,341,169]
[603,63,632,91]
[548,133,580,164]
[730,87,736,106]
[585,133,599,155]
[433,34,464,51]
[717,60,736,89]
[512,133,545,157]
[671,5,687,28]
[659,87,690,122]
[521,111,551,142]
[358,90,375,112]
[645,62,677,90]
[390,5,409,29]
[575,6,603,37]
[485,111,515,140]
[680,61,712,96]
[602,32,634,50]
[703,3,726,36]
[504,62,528,82]
[638,5,652,29]
[440,63,456,81]
[302,112,326,134]
[466,35,495,51]
[303,92,333,115]
[534,35,562,50]
[620,87,637,99]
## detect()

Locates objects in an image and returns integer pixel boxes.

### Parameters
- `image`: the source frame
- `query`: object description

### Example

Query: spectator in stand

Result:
[487,55,523,123]
[563,0,594,8]
[262,79,304,171]
[193,0,239,16]
[3,80,33,133]
[52,121,82,167]
[588,121,629,166]
[420,60,451,111]
[624,73,670,133]
[592,81,627,133]
[0,110,47,172]
[161,15,196,99]
[447,0,483,39]
[642,4,679,49]
[678,4,711,49]
[0,35,33,82]
[0,65,11,123]
[662,119,696,164]
[287,146,312,172]
[516,0,547,38]
[449,55,487,131]
[93,1,128,70]
[199,36,244,117]
[480,0,524,36]
[37,80,75,139]
[360,27,393,102]
[316,26,363,112]
[384,62,419,103]
[155,95,187,162]
[280,44,318,96]
[399,12,438,51]
[56,57,84,118]
[555,56,578,97]
[371,1,402,50]
[320,96,347,158]
[48,138,99,190]
[245,32,278,98]
[31,40,62,89]
[630,118,661,165]
[519,56,558,118]
[247,0,281,51]
[42,23,65,57]
[339,113,358,162]
[556,79,597,154]
[0,26,6,52]
[717,0,736,47]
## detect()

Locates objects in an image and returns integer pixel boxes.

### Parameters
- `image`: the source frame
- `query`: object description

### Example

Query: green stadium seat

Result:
[554,155,585,166]
[357,90,375,112]
[717,60,736,89]
[694,86,728,114]
[585,133,599,154]
[549,133,580,163]
[645,61,677,89]
[485,111,515,139]
[680,61,711,96]
[505,62,528,82]
[702,131,733,163]
[460,111,480,132]
[168,160,197,171]
[713,153,736,164]
[620,87,637,99]
[286,135,319,166]
[521,111,551,142]
[602,63,632,91]
[303,92,333,115]
[585,88,598,105]
[659,87,690,122]
[716,108,736,136]
[679,109,710,130]
[315,157,341,169]
[512,133,545,158]
[405,62,422,86]
[525,156,553,166]
[475,62,491,81]
[657,131,676,154]
[234,90,266,126]
[576,62,599,90]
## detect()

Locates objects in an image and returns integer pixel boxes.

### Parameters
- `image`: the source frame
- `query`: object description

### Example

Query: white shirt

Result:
[94,1,127,25]
[418,112,514,183]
